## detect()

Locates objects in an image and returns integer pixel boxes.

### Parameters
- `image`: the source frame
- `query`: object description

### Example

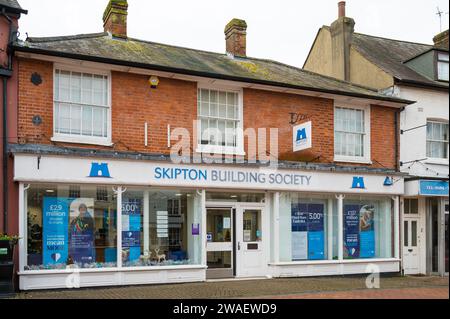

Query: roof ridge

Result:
[126,36,229,57]
[26,32,108,43]
[258,57,379,93]
[354,32,433,47]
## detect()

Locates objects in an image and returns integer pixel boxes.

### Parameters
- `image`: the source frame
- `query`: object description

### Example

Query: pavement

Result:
[7,275,449,299]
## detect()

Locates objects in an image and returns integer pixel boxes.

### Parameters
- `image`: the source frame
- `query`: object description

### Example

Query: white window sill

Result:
[196,145,246,156]
[334,156,373,165]
[51,135,113,147]
[269,258,400,266]
[424,158,449,166]
[18,265,207,275]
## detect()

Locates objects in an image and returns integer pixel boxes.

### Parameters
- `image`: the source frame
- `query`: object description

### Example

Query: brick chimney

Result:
[103,0,128,38]
[330,1,355,81]
[433,29,449,50]
[225,18,247,57]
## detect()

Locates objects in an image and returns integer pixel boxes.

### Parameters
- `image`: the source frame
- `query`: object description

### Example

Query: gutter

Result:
[394,78,449,91]
[12,45,415,106]
[0,5,27,15]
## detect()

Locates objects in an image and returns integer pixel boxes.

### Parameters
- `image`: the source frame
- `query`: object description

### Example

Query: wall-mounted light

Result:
[149,76,160,89]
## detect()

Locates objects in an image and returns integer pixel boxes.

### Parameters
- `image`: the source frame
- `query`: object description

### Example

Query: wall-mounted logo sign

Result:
[383,177,394,187]
[352,177,366,189]
[89,163,111,178]
[293,121,312,152]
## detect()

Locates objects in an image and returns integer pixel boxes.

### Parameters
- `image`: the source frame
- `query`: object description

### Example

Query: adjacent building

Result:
[3,0,415,290]
[304,1,449,276]
[0,0,27,238]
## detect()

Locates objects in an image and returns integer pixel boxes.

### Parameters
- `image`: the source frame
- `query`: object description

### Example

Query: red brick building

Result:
[8,0,414,290]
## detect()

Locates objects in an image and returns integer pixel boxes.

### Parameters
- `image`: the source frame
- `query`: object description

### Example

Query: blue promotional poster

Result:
[122,198,142,262]
[344,205,360,259]
[291,204,308,260]
[43,197,69,265]
[307,204,325,260]
[359,205,376,258]
[68,198,96,264]
[291,203,325,261]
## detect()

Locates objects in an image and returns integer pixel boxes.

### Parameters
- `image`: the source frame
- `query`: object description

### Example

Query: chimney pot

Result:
[103,0,128,38]
[225,18,247,57]
[338,1,346,18]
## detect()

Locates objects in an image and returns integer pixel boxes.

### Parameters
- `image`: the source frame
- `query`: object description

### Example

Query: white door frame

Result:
[235,203,268,278]
[205,201,269,278]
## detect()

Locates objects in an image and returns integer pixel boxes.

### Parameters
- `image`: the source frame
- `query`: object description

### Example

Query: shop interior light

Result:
[230,195,238,198]
[46,190,55,193]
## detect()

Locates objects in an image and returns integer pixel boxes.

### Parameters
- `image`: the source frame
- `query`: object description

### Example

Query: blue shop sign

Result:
[419,180,449,196]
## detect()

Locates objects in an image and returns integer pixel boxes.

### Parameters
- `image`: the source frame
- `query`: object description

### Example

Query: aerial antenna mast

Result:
[436,6,449,32]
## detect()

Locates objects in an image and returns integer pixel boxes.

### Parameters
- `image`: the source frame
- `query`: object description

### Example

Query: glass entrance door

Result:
[206,208,233,279]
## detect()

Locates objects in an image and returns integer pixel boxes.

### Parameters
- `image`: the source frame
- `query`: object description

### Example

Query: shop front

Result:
[403,179,449,276]
[14,153,404,290]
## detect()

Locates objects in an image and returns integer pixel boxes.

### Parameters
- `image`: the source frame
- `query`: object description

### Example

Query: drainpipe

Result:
[1,8,13,234]
[394,107,404,172]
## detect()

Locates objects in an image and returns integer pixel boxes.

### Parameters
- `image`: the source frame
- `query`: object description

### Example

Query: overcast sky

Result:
[17,0,450,68]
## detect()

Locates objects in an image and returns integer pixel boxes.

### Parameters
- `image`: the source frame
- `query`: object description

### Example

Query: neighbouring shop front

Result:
[403,179,449,276]
[14,153,404,290]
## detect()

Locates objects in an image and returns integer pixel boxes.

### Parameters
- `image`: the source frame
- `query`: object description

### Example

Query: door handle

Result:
[408,249,413,253]
[238,242,241,251]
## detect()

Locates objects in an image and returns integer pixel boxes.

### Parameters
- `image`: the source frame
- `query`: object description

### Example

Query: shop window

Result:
[279,193,332,262]
[426,121,449,160]
[197,87,244,155]
[121,189,202,267]
[25,184,117,270]
[334,105,371,163]
[342,197,393,259]
[437,52,449,82]
[53,68,111,146]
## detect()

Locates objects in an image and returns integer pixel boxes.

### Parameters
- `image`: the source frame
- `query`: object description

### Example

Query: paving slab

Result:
[7,275,449,300]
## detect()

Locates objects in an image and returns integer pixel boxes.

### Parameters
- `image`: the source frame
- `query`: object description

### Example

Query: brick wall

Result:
[17,57,398,169]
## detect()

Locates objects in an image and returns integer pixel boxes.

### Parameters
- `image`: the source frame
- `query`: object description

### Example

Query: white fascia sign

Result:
[293,121,312,152]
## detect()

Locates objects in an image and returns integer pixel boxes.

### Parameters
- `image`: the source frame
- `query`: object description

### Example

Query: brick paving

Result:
[7,275,449,299]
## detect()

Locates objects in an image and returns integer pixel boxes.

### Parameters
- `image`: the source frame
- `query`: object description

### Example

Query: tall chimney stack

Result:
[103,0,128,39]
[330,1,355,81]
[433,29,449,50]
[225,18,247,57]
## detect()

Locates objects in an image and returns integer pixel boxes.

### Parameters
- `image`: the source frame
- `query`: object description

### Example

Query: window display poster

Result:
[344,205,361,259]
[43,197,69,265]
[307,204,325,260]
[69,198,96,264]
[291,204,308,260]
[122,198,142,262]
[359,205,375,258]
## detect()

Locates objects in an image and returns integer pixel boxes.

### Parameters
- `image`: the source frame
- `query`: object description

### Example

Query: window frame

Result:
[426,120,449,163]
[333,103,372,164]
[435,51,449,82]
[196,84,245,156]
[52,64,113,146]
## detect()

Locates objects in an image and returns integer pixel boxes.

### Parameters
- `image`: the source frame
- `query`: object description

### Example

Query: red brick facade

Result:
[17,57,398,170]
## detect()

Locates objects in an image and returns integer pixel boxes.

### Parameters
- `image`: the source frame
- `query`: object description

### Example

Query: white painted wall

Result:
[395,85,449,178]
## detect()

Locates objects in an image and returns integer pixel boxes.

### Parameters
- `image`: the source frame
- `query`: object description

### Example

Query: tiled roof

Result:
[351,32,448,89]
[13,32,412,105]
[0,0,27,13]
